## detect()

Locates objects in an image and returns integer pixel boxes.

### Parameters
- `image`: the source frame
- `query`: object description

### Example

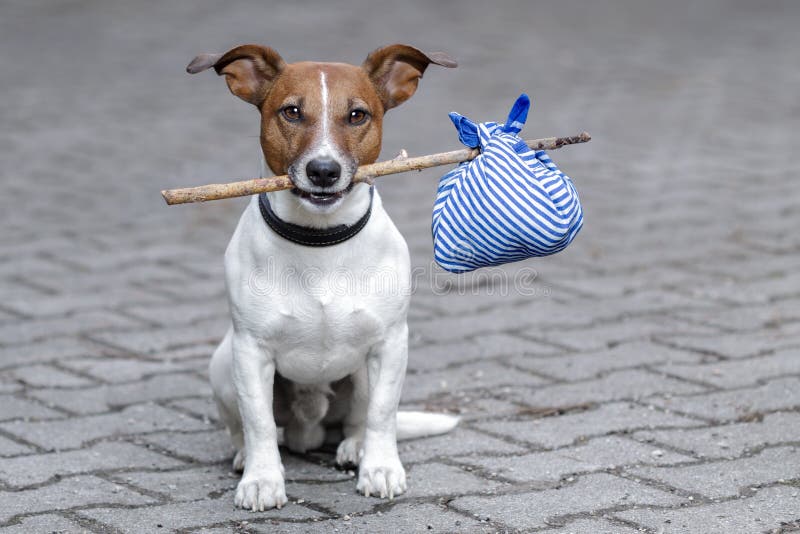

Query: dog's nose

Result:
[306,158,341,188]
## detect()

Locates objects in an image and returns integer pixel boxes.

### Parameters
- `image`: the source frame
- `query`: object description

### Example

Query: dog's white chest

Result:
[225,196,410,385]
[268,289,386,383]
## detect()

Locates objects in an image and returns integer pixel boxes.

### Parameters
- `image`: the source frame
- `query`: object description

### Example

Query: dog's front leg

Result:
[357,322,408,499]
[231,331,287,511]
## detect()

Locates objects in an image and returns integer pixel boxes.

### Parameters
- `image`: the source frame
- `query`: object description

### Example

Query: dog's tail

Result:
[396,411,460,441]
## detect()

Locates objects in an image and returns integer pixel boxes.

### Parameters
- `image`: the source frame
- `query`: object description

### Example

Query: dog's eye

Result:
[281,106,302,122]
[348,109,369,125]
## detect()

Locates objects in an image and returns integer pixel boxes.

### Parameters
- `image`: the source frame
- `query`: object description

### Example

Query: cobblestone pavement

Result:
[1,0,799,532]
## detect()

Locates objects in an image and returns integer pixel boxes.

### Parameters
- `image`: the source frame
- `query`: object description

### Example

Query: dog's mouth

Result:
[291,183,354,206]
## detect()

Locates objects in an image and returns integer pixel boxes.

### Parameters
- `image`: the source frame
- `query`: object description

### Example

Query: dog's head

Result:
[188,44,456,222]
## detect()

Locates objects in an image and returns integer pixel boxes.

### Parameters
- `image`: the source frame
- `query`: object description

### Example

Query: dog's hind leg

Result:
[284,383,331,453]
[335,366,368,467]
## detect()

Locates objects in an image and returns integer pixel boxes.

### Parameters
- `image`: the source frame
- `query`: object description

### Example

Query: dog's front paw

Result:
[357,455,406,499]
[335,436,363,467]
[234,470,287,511]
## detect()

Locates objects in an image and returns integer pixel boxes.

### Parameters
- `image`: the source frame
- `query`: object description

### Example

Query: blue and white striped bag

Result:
[432,94,583,273]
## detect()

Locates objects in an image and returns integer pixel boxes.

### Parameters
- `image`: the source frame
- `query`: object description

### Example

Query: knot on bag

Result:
[431,94,583,273]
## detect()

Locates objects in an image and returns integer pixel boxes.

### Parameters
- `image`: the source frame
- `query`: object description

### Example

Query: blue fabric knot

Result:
[431,94,584,273]
[448,93,530,149]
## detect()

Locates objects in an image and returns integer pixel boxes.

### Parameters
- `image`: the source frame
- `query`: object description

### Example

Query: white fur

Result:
[211,185,458,510]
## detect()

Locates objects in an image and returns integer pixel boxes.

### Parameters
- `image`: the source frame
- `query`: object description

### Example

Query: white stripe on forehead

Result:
[317,70,333,155]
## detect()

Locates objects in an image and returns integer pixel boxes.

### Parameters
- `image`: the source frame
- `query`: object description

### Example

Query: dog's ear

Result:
[187,44,286,106]
[362,44,457,111]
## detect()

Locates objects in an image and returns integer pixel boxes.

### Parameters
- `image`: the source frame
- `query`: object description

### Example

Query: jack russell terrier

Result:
[187,43,459,511]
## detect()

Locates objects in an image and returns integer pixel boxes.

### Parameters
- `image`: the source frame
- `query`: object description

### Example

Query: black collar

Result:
[258,187,374,247]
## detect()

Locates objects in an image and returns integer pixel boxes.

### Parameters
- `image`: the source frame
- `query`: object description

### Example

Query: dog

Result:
[187,43,459,511]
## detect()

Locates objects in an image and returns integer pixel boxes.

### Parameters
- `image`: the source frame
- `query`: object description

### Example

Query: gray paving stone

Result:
[2,287,169,318]
[0,404,208,449]
[449,473,685,531]
[689,251,800,280]
[402,361,549,402]
[284,479,383,517]
[634,412,800,459]
[113,466,239,502]
[18,262,197,294]
[59,356,193,383]
[37,241,214,271]
[78,492,325,533]
[475,402,704,448]
[0,337,107,370]
[10,364,96,388]
[404,462,502,498]
[153,343,218,361]
[614,484,800,534]
[0,280,51,301]
[525,317,719,352]
[27,372,211,414]
[648,377,800,421]
[410,287,535,319]
[0,311,143,346]
[657,321,800,359]
[398,427,527,464]
[0,513,85,533]
[550,267,720,300]
[180,528,237,534]
[456,436,693,483]
[541,517,641,534]
[408,334,561,372]
[121,300,228,327]
[139,429,233,463]
[627,446,800,499]
[655,348,800,388]
[0,395,62,422]
[0,440,184,487]
[0,475,154,524]
[672,299,800,331]
[0,373,22,395]
[249,502,491,533]
[688,271,800,305]
[140,277,227,302]
[168,396,219,422]
[566,288,715,320]
[0,435,32,457]
[409,300,599,345]
[505,368,707,407]
[0,256,66,278]
[88,318,227,355]
[281,454,355,483]
[510,341,703,381]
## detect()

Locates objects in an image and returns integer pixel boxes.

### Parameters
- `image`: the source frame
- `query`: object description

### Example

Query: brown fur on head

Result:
[187,44,456,175]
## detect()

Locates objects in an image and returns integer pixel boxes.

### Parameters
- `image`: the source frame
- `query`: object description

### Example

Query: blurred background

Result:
[2,0,797,293]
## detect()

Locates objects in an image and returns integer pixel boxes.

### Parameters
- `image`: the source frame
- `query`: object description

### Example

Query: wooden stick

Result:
[161,131,591,205]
